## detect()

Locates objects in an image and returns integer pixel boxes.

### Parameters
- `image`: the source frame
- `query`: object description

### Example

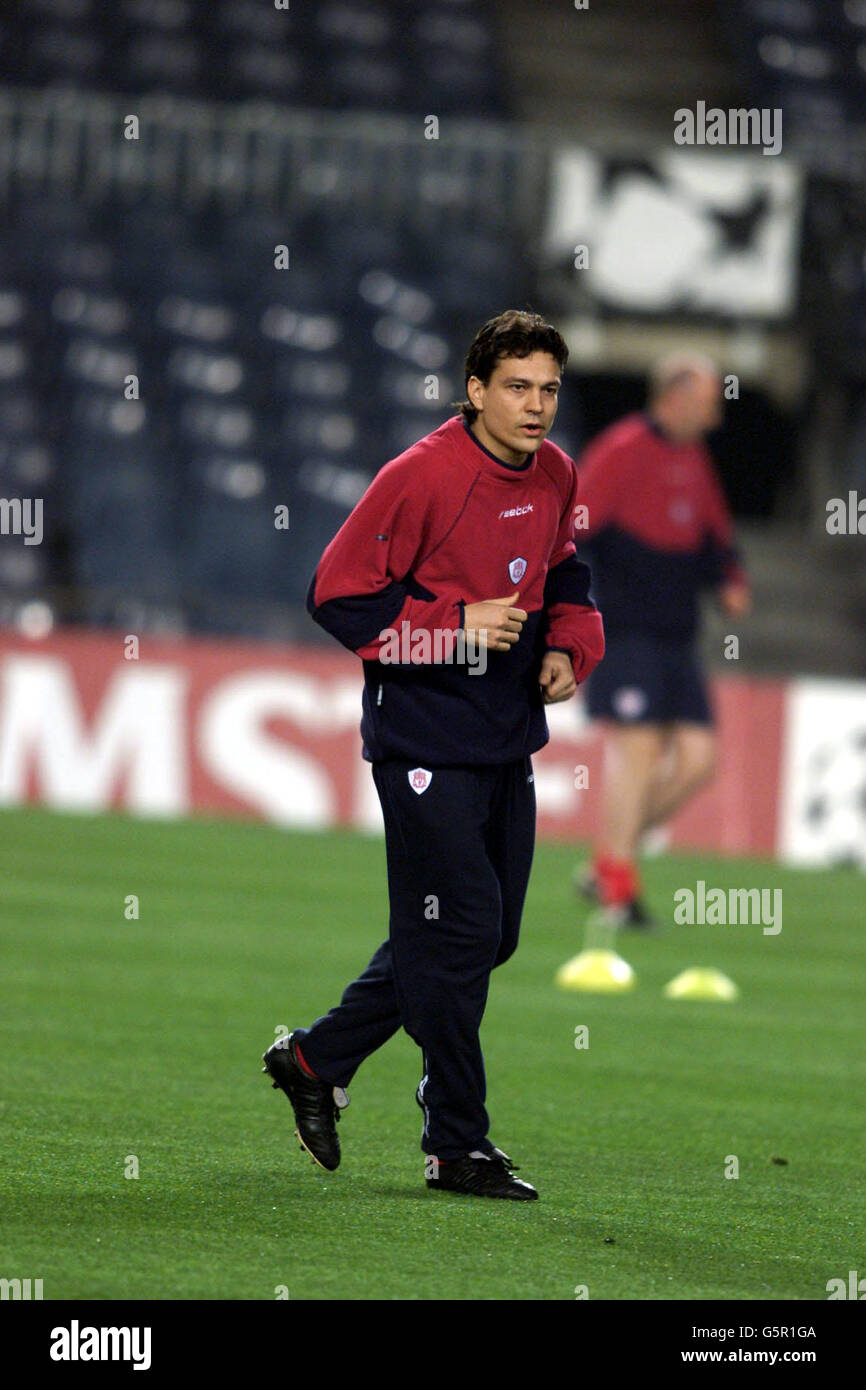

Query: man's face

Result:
[467,351,561,465]
[664,372,723,441]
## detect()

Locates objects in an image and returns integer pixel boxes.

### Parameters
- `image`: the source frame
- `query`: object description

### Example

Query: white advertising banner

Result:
[779,679,866,869]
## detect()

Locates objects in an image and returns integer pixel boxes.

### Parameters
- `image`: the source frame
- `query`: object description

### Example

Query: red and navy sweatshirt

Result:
[575,413,748,642]
[306,415,605,765]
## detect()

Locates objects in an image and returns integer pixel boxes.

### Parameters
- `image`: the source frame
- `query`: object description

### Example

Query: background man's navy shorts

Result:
[586,631,713,726]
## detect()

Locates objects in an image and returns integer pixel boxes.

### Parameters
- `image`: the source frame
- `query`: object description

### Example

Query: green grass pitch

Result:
[1,804,864,1301]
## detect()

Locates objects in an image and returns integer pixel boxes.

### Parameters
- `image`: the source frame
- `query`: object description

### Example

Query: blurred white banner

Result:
[545,146,802,318]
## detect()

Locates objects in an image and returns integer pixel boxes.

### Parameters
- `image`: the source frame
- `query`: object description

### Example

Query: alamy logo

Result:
[0,497,43,545]
[378,622,487,675]
[674,102,782,157]
[827,1270,866,1299]
[0,1277,43,1299]
[674,880,782,935]
[49,1321,152,1370]
[826,491,866,534]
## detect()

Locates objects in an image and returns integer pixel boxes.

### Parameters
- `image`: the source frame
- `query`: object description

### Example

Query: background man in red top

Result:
[575,353,751,926]
[262,310,604,1201]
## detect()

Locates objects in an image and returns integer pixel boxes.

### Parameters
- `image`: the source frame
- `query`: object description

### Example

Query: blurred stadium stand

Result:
[0,0,863,674]
[1,0,510,115]
[732,0,866,172]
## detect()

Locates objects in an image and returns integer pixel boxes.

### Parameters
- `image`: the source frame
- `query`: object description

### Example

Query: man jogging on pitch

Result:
[262,310,604,1201]
[575,352,751,926]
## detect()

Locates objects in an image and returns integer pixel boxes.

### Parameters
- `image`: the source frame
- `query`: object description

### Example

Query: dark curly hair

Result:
[457,310,569,424]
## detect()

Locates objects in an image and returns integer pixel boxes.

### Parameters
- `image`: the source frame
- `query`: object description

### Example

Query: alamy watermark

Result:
[673,880,782,935]
[49,1322,152,1370]
[0,497,43,545]
[378,622,488,675]
[1,1276,43,1299]
[826,491,866,535]
[674,102,782,157]
[827,1270,866,1299]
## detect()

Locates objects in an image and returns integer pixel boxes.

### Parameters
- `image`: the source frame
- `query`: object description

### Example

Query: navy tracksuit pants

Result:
[293,756,536,1160]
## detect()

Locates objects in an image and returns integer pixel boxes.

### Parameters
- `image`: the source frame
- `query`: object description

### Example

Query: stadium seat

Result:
[0,289,29,335]
[22,22,105,86]
[0,439,55,495]
[213,0,295,45]
[323,53,404,109]
[279,405,360,458]
[370,316,451,371]
[181,476,285,605]
[0,384,39,440]
[259,305,346,355]
[122,31,202,96]
[155,295,237,346]
[69,460,181,598]
[0,542,50,594]
[357,270,435,326]
[51,289,132,338]
[176,395,257,452]
[315,0,392,49]
[163,345,246,399]
[223,44,305,103]
[271,354,353,405]
[315,222,411,302]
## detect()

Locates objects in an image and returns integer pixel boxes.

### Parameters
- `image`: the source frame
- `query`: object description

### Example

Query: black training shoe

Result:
[622,896,657,930]
[261,1033,348,1172]
[415,1084,533,1197]
[426,1149,539,1201]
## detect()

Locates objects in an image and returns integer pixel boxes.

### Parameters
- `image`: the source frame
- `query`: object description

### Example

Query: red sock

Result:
[294,1041,318,1078]
[594,853,639,908]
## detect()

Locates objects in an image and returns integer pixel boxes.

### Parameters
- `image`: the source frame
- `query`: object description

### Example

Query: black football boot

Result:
[262,1033,348,1172]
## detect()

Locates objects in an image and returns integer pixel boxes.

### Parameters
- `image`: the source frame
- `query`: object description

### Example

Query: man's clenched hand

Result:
[538,650,576,704]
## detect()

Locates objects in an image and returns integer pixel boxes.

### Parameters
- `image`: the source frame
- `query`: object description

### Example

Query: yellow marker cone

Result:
[663,967,739,1001]
[556,948,636,993]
